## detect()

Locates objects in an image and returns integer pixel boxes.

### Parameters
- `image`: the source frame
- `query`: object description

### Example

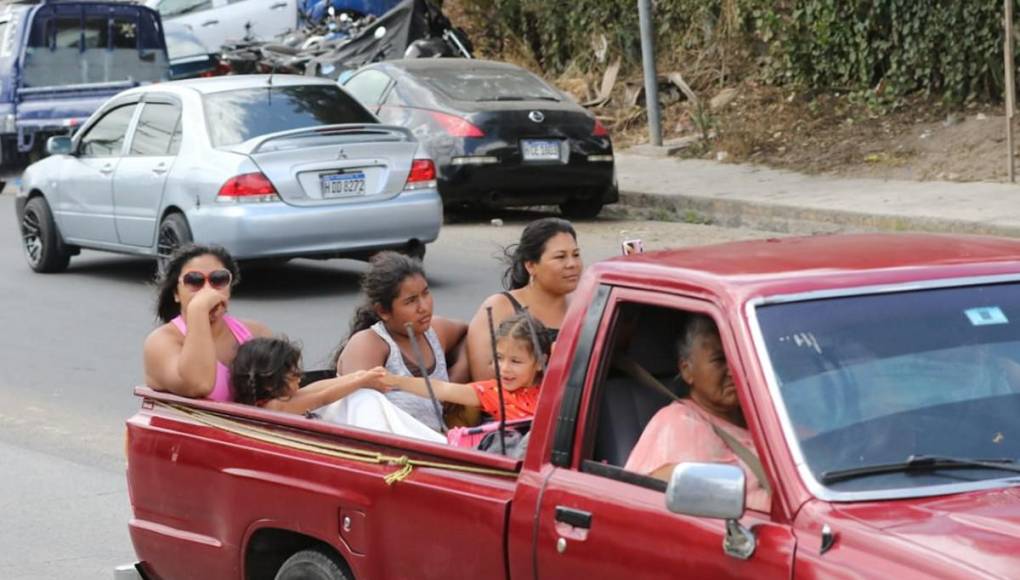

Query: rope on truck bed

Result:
[154,401,518,485]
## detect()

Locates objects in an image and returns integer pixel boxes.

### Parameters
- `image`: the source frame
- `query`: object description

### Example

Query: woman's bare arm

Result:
[465,294,515,381]
[433,316,470,383]
[337,330,389,374]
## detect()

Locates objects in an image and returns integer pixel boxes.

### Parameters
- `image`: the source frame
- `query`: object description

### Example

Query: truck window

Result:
[21,6,167,88]
[129,103,182,156]
[80,104,137,157]
[577,298,771,511]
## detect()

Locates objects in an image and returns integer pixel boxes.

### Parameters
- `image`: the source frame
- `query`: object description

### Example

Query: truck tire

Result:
[274,548,351,580]
[21,196,71,273]
[559,195,604,220]
[156,212,192,277]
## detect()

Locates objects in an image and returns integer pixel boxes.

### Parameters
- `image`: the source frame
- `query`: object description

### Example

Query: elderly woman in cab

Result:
[625,314,771,512]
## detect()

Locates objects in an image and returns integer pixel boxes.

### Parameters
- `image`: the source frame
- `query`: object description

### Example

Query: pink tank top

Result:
[170,314,254,402]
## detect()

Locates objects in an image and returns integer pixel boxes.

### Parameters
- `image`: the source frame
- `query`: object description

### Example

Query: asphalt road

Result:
[0,188,774,579]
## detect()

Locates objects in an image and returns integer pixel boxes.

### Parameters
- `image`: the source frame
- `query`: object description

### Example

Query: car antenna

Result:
[404,322,447,435]
[485,306,508,455]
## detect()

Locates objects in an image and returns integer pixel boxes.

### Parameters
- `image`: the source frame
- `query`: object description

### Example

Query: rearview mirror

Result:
[666,462,745,519]
[46,136,73,157]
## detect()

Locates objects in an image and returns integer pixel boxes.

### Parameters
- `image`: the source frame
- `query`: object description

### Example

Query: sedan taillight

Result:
[216,172,280,203]
[430,111,485,138]
[592,118,609,137]
[404,159,437,191]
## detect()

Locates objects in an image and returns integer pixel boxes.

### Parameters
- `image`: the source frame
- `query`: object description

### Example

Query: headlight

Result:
[1,114,15,134]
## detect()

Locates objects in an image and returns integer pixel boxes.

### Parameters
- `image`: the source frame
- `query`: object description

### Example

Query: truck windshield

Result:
[203,85,377,147]
[21,5,167,88]
[757,282,1020,494]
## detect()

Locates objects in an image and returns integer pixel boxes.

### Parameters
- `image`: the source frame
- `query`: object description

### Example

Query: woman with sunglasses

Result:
[143,244,271,400]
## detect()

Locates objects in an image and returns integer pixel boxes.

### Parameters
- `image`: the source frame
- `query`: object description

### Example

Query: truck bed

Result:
[126,387,520,579]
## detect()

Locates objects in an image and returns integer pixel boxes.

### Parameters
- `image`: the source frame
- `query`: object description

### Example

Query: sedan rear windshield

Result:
[203,85,377,147]
[414,67,561,102]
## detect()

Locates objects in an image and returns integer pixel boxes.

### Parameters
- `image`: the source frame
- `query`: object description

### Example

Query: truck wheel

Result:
[156,213,192,277]
[559,196,604,220]
[21,196,71,273]
[274,548,350,580]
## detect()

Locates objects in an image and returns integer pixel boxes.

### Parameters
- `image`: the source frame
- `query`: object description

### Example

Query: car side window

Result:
[79,104,137,158]
[343,70,391,108]
[167,117,183,156]
[129,103,182,156]
[157,0,213,18]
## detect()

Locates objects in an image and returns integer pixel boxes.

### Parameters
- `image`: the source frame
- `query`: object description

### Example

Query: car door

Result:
[56,102,139,244]
[113,97,182,248]
[215,0,296,44]
[152,0,220,50]
[531,287,796,579]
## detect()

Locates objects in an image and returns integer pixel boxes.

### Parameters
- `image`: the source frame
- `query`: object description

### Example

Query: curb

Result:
[617,189,1020,239]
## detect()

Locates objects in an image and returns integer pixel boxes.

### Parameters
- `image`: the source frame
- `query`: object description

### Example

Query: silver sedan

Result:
[16,75,442,273]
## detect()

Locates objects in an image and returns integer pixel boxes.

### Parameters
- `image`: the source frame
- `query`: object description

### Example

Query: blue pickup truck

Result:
[0,0,169,165]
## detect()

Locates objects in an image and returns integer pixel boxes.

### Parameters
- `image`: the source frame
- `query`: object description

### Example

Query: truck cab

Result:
[0,0,168,165]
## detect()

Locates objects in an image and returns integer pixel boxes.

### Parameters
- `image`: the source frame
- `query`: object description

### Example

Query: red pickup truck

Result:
[125,233,1020,579]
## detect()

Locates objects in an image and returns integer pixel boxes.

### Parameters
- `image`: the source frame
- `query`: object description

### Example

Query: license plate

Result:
[320,171,366,198]
[521,140,562,162]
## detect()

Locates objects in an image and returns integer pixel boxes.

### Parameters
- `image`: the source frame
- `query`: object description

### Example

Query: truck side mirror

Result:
[46,136,73,157]
[665,463,756,560]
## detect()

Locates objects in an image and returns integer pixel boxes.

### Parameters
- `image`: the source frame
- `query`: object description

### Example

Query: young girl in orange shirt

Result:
[382,312,550,422]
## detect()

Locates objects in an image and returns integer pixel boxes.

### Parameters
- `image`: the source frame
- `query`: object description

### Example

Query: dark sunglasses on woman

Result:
[180,269,233,291]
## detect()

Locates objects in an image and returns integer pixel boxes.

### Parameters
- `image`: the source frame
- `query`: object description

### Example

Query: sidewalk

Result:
[614,152,1020,237]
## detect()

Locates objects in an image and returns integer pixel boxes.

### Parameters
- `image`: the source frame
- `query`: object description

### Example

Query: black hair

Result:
[331,251,426,364]
[230,336,302,406]
[496,311,552,376]
[502,217,577,290]
[154,244,240,323]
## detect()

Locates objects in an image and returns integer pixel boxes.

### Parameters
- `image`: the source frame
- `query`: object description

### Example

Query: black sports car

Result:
[342,59,617,218]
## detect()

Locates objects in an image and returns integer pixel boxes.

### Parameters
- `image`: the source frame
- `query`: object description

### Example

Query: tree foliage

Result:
[464,0,1012,105]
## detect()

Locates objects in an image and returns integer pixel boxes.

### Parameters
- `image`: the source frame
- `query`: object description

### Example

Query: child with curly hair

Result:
[230,336,386,415]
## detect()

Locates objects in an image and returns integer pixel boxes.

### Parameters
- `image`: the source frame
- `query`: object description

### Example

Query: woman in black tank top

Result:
[465,218,582,381]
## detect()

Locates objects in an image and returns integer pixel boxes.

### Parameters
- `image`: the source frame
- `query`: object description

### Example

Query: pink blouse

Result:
[625,399,771,512]
[170,314,253,402]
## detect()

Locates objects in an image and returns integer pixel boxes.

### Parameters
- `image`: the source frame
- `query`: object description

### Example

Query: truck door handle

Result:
[270,2,287,8]
[201,19,219,26]
[554,506,592,529]
[152,164,168,175]
[99,163,114,175]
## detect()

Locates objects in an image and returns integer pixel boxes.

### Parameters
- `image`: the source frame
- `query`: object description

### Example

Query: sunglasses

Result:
[180,269,233,291]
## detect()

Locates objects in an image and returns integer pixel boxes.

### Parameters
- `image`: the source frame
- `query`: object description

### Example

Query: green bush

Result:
[463,0,1014,105]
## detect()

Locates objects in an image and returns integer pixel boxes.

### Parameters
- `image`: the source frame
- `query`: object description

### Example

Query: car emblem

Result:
[529,111,545,123]
[337,148,348,160]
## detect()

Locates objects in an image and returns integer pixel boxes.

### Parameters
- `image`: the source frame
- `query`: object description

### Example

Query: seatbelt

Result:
[612,355,772,496]
[710,422,772,496]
